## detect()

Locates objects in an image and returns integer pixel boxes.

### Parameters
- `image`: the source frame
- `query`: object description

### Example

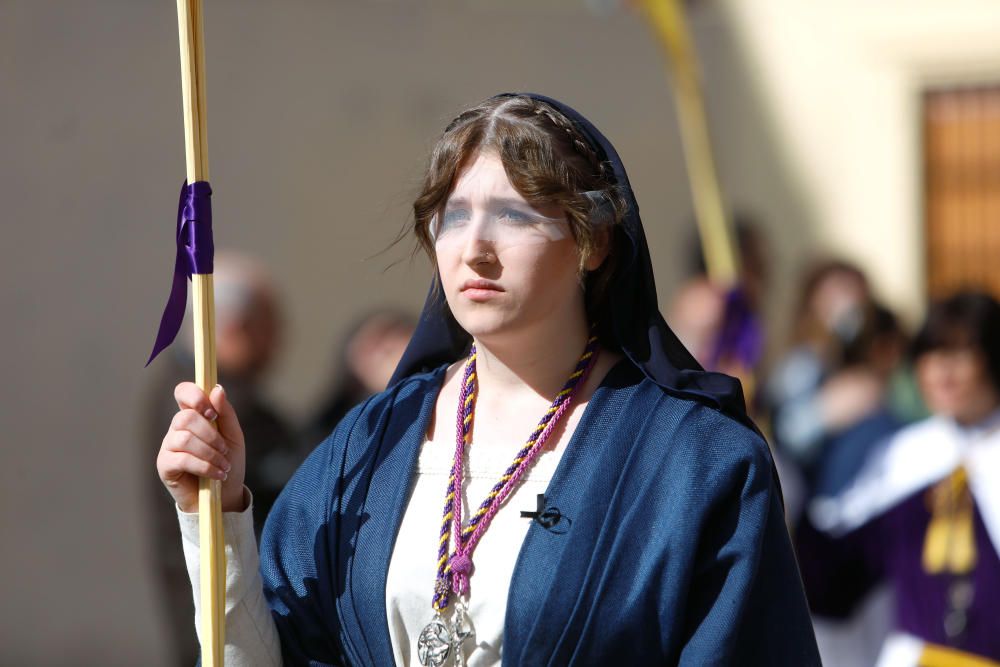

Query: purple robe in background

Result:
[797,412,1000,664]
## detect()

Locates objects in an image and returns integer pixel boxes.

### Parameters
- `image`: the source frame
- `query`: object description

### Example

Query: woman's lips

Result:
[461,279,504,301]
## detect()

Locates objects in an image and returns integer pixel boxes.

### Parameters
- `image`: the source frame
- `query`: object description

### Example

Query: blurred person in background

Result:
[809,302,922,499]
[790,300,919,667]
[142,251,302,666]
[304,309,415,447]
[668,276,727,369]
[764,260,878,504]
[689,215,771,314]
[797,290,1000,666]
[668,215,769,393]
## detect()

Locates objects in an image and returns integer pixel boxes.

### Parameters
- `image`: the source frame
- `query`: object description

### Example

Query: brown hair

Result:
[911,290,1000,393]
[412,95,627,319]
[791,259,870,347]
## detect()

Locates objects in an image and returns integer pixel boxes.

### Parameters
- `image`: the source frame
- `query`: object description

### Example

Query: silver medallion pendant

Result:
[417,617,452,667]
[417,604,475,667]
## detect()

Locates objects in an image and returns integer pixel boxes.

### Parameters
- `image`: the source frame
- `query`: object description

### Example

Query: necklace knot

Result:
[450,552,473,576]
[450,552,474,596]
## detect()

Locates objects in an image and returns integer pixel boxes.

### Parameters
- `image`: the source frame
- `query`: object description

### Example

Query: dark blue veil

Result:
[389,93,753,430]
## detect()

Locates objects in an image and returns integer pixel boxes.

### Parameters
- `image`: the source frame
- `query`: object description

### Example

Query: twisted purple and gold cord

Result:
[431,333,600,612]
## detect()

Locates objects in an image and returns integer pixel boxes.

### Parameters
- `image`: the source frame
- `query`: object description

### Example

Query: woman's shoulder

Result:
[340,365,448,426]
[276,366,448,510]
[601,362,773,474]
[366,364,449,414]
[302,365,447,461]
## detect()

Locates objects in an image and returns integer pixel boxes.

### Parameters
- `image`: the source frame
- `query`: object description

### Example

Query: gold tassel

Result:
[919,641,1000,667]
[923,466,977,575]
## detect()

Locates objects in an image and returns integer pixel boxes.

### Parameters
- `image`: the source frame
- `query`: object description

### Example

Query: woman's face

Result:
[810,270,867,339]
[916,346,1000,425]
[433,152,598,343]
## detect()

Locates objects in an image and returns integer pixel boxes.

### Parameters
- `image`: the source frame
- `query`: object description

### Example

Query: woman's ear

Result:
[583,226,611,272]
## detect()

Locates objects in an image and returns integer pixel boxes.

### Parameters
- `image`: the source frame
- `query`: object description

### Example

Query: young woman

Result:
[158,93,819,666]
[798,291,1000,665]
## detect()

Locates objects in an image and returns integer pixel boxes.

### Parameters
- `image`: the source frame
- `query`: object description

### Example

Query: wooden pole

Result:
[639,0,739,285]
[176,0,224,664]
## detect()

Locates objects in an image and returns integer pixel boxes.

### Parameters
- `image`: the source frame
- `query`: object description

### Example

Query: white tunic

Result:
[385,437,565,666]
[178,437,565,667]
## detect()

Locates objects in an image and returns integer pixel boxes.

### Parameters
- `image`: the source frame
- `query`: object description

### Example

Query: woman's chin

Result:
[451,310,519,342]
[458,322,511,343]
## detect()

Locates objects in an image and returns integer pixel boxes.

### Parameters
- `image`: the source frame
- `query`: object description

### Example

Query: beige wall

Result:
[722,0,1000,325]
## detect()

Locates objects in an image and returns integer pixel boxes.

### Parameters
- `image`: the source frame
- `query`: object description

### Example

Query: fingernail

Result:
[204,408,218,421]
[221,471,228,481]
[223,461,232,472]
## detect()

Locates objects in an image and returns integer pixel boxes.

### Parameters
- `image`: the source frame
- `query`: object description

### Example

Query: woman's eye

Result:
[499,208,532,224]
[439,209,470,229]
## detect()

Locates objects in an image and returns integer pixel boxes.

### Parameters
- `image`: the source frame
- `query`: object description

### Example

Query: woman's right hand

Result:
[157,383,248,513]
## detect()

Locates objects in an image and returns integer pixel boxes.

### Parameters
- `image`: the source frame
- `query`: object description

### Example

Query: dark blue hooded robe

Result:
[258,94,821,666]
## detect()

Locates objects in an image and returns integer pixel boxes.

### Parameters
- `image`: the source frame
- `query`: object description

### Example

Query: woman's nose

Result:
[460,219,498,266]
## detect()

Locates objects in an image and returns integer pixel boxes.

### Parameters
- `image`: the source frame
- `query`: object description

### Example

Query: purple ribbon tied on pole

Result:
[146,181,214,366]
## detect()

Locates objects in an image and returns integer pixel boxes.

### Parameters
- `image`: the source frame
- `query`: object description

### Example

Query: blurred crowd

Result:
[670,220,1000,666]
[144,238,1000,665]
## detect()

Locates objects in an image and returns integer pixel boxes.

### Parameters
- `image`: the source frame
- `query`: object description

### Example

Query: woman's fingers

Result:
[208,384,243,445]
[162,447,230,482]
[169,409,229,455]
[161,383,245,514]
[173,383,243,448]
[174,381,219,421]
[163,428,232,477]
